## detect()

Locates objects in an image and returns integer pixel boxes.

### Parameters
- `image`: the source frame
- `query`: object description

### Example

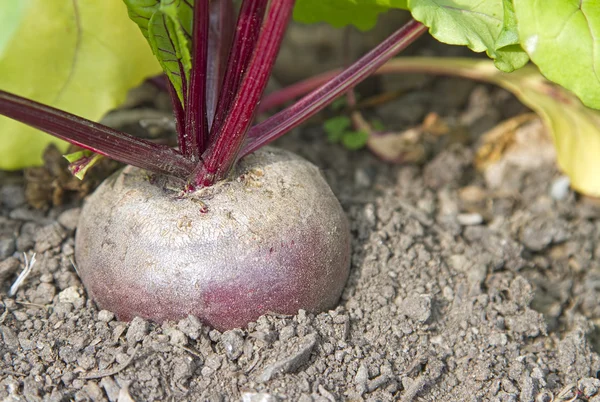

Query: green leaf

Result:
[494,0,529,72]
[64,150,103,180]
[408,0,529,72]
[324,116,351,143]
[0,0,162,170]
[370,118,386,131]
[383,57,600,196]
[342,130,369,150]
[123,0,193,103]
[293,0,408,31]
[513,0,600,110]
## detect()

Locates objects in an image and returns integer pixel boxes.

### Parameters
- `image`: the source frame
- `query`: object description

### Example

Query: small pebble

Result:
[98,310,115,322]
[126,317,149,345]
[397,294,432,323]
[177,315,202,340]
[57,208,81,231]
[0,257,20,284]
[457,213,483,226]
[1,185,26,209]
[0,236,15,259]
[550,175,571,201]
[221,329,244,361]
[58,286,82,304]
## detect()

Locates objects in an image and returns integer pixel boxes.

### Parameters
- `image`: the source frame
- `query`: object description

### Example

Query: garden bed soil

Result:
[2,33,600,402]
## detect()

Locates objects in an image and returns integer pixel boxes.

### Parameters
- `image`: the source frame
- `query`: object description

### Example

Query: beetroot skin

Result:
[75,147,350,331]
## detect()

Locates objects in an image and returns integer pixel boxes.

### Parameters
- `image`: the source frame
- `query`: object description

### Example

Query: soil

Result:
[2,27,600,402]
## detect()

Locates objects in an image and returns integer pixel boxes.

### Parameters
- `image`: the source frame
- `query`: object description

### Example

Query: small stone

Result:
[126,316,149,345]
[58,286,82,304]
[578,378,600,398]
[354,168,372,188]
[457,213,483,226]
[10,207,44,221]
[241,392,279,402]
[398,294,432,323]
[550,175,571,201]
[221,329,244,361]
[279,325,296,341]
[57,208,81,231]
[100,377,120,402]
[0,257,20,284]
[16,232,34,252]
[98,310,115,322]
[1,185,26,209]
[0,236,15,259]
[0,326,19,348]
[177,315,202,340]
[173,355,196,384]
[31,283,56,305]
[165,327,187,346]
[82,382,104,401]
[34,222,67,253]
[256,333,318,383]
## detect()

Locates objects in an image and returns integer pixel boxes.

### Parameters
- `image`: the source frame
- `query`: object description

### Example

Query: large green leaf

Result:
[123,0,193,103]
[513,0,600,110]
[293,0,408,31]
[0,0,162,170]
[408,0,529,72]
[380,58,600,196]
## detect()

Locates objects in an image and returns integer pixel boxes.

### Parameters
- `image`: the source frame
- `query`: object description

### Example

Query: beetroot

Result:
[75,147,350,330]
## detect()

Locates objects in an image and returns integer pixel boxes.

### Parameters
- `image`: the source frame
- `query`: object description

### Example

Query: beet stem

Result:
[185,0,210,159]
[166,80,186,153]
[242,19,427,156]
[193,0,294,187]
[206,0,235,128]
[0,90,195,178]
[257,70,341,113]
[208,0,269,138]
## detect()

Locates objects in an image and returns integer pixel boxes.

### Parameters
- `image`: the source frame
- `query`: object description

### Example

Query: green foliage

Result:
[408,0,528,72]
[324,116,369,150]
[0,0,161,170]
[294,0,408,31]
[64,150,103,180]
[123,0,193,104]
[324,116,351,143]
[296,0,599,109]
[513,0,600,110]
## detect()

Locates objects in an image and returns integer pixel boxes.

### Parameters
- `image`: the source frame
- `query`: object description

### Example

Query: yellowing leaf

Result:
[0,0,162,170]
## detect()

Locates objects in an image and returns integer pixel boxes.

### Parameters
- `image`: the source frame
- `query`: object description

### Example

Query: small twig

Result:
[82,345,140,380]
[0,369,26,377]
[9,253,36,297]
[14,300,48,309]
[176,344,203,359]
[69,257,80,277]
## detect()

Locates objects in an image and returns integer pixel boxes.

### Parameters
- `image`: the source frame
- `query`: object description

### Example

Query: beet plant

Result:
[0,0,425,330]
[1,0,599,330]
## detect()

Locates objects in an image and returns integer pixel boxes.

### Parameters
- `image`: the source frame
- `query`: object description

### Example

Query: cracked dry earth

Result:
[2,72,600,401]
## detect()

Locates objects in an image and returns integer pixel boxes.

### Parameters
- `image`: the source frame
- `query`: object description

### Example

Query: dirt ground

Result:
[2,25,600,402]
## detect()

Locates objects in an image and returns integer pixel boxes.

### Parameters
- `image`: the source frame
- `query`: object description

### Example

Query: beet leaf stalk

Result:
[242,19,427,156]
[209,0,269,138]
[184,0,210,161]
[193,0,294,187]
[0,90,194,178]
[206,0,235,127]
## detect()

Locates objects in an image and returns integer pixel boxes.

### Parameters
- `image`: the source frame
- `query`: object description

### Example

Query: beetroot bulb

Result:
[75,147,350,330]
